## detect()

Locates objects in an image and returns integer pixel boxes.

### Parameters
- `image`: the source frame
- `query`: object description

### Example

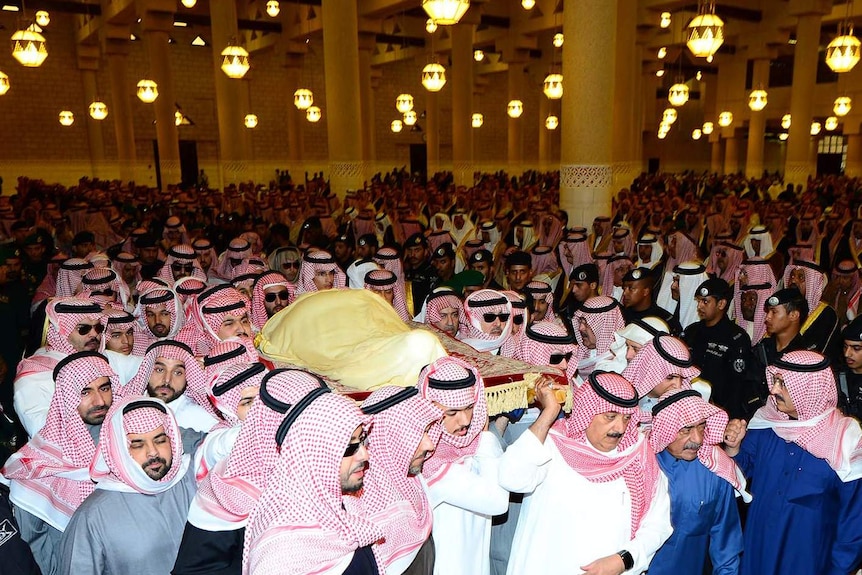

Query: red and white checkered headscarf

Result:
[79,267,131,311]
[573,296,625,363]
[250,271,293,330]
[2,351,118,529]
[611,227,635,258]
[667,231,698,270]
[360,386,443,569]
[99,309,147,355]
[364,269,410,321]
[558,231,593,278]
[460,289,513,352]
[518,321,578,382]
[214,237,253,280]
[601,255,633,301]
[156,243,207,284]
[782,260,827,315]
[244,391,383,575]
[163,216,190,245]
[418,357,488,484]
[208,362,268,426]
[706,241,744,283]
[649,389,751,501]
[90,395,189,494]
[203,337,260,378]
[174,276,208,317]
[45,297,104,354]
[750,350,862,481]
[550,371,660,538]
[296,250,346,294]
[423,289,466,338]
[123,339,218,419]
[735,259,776,288]
[622,335,700,397]
[198,287,252,348]
[191,368,329,531]
[192,237,219,275]
[111,252,142,289]
[530,246,559,277]
[524,280,555,321]
[499,290,529,358]
[231,259,269,283]
[55,258,94,297]
[373,247,405,282]
[733,282,772,344]
[134,280,184,340]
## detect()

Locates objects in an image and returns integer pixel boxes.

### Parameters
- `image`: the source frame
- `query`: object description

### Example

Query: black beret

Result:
[695,278,731,301]
[571,263,599,284]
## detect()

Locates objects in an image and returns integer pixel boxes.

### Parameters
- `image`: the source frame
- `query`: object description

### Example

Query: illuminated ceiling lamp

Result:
[657,46,667,59]
[702,121,714,135]
[294,88,313,110]
[34,10,49,26]
[662,108,677,125]
[668,82,689,106]
[136,79,158,103]
[58,110,73,126]
[825,116,839,131]
[0,70,8,95]
[826,22,861,73]
[553,33,564,48]
[810,121,822,135]
[425,19,437,33]
[686,1,724,59]
[422,62,446,92]
[220,42,250,78]
[396,93,414,113]
[306,106,321,122]
[781,114,791,129]
[181,0,196,7]
[545,115,559,130]
[717,111,733,127]
[471,112,483,128]
[835,96,852,116]
[11,25,47,67]
[266,0,280,17]
[403,110,417,126]
[507,100,524,118]
[473,49,484,62]
[660,12,671,28]
[391,119,403,133]
[779,132,789,141]
[421,0,470,25]
[543,73,563,99]
[521,0,536,9]
[692,128,702,140]
[244,113,258,128]
[748,89,767,111]
[175,111,184,126]
[88,100,108,120]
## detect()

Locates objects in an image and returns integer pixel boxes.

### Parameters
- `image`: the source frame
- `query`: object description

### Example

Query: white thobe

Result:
[499,430,672,575]
[13,348,66,438]
[426,432,509,575]
[105,350,144,386]
[168,394,219,432]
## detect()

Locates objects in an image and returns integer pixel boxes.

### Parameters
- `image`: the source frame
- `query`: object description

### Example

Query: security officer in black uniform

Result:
[467,249,504,291]
[558,263,600,331]
[620,267,682,335]
[403,233,438,316]
[682,278,752,419]
[834,316,862,420]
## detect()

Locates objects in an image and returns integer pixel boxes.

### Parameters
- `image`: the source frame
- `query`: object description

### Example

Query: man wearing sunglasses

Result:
[459,289,514,354]
[250,271,294,331]
[157,244,206,284]
[14,298,105,438]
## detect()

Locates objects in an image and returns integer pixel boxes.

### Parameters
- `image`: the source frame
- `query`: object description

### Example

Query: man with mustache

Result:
[58,396,197,575]
[724,351,862,575]
[135,280,184,349]
[499,371,672,575]
[417,358,508,575]
[3,352,118,575]
[458,289,514,354]
[14,298,105,437]
[646,389,747,574]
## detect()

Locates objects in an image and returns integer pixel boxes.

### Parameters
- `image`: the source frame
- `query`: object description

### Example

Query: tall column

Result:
[284,58,304,167]
[322,0,363,195]
[452,23,475,186]
[141,8,180,188]
[426,91,440,176]
[79,66,106,178]
[745,57,771,178]
[538,94,550,168]
[210,0,249,184]
[104,39,137,183]
[560,0,617,227]
[724,133,739,174]
[785,1,831,184]
[612,0,639,190]
[847,134,862,177]
[507,62,525,173]
[358,34,377,175]
[711,141,724,173]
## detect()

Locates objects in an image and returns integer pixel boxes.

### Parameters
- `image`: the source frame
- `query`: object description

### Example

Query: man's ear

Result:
[718,298,728,312]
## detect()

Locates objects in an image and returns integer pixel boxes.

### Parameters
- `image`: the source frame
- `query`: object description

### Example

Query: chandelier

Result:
[421,0,470,25]
[221,43,250,78]
[810,121,822,136]
[472,113,483,128]
[702,121,714,135]
[244,114,258,128]
[422,62,446,92]
[507,100,524,118]
[835,96,852,117]
[391,119,403,133]
[717,111,732,127]
[306,106,321,123]
[294,88,313,110]
[396,93,414,113]
[426,19,438,33]
[136,79,158,103]
[825,116,839,131]
[692,128,702,140]
[826,22,861,73]
[662,108,677,125]
[553,33,564,48]
[89,101,108,120]
[266,0,280,17]
[58,110,73,126]
[0,71,8,95]
[686,1,724,59]
[543,73,563,99]
[748,89,767,111]
[11,25,47,67]
[545,115,558,130]
[668,82,689,107]
[403,110,417,126]
[181,0,196,7]
[35,10,49,26]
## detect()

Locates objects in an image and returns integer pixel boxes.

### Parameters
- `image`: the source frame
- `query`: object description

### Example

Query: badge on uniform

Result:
[767,296,779,306]
[699,287,708,296]
[632,269,641,279]
[733,358,745,373]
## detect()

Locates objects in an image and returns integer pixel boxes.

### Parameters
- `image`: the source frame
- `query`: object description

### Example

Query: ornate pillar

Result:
[426,91,440,176]
[612,0,639,190]
[358,34,377,175]
[847,134,862,177]
[711,141,724,173]
[724,132,739,174]
[507,62,526,172]
[104,37,137,183]
[141,6,180,188]
[538,94,550,168]
[284,56,305,167]
[321,0,363,196]
[560,0,617,227]
[452,22,475,186]
[77,45,106,177]
[745,57,771,178]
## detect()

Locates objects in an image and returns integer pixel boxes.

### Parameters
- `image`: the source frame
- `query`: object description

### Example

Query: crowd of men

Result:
[0,168,860,574]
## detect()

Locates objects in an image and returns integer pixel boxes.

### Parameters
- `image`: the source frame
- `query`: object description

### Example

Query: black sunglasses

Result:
[343,431,368,457]
[549,351,573,365]
[282,261,301,269]
[483,312,510,323]
[91,288,115,297]
[77,323,105,336]
[171,263,195,272]
[264,290,291,303]
[512,315,525,325]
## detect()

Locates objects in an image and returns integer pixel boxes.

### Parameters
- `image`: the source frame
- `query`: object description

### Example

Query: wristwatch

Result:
[617,550,634,571]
